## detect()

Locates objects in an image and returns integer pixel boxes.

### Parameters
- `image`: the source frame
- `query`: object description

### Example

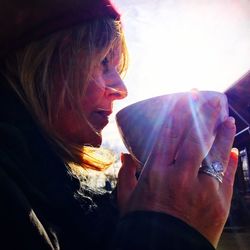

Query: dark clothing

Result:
[0,77,214,250]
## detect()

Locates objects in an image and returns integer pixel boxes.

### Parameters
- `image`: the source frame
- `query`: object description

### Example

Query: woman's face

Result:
[53,45,127,147]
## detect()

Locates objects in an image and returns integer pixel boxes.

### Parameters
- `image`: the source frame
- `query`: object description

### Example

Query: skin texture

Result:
[52,45,127,146]
[117,94,238,248]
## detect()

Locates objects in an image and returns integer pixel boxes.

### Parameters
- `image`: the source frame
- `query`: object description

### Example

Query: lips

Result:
[90,110,112,131]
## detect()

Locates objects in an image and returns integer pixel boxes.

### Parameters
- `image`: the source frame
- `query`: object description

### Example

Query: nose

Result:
[105,71,128,100]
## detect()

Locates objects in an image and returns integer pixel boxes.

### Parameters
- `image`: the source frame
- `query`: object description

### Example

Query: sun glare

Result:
[120,1,250,101]
[102,0,250,153]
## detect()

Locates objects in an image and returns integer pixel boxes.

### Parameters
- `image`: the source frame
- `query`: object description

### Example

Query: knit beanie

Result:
[0,0,120,58]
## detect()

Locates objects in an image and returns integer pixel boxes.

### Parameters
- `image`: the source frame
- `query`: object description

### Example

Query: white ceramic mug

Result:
[116,91,228,165]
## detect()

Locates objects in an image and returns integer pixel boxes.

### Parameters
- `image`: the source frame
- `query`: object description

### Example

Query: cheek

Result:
[54,105,102,146]
[83,79,106,106]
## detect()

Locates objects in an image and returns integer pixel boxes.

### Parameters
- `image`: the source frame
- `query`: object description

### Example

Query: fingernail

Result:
[120,153,124,164]
[190,89,199,102]
[231,148,239,155]
[224,116,235,128]
[208,96,221,108]
[191,88,199,92]
[231,148,239,160]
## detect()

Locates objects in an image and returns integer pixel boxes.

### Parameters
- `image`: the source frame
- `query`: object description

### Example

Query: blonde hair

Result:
[1,17,128,171]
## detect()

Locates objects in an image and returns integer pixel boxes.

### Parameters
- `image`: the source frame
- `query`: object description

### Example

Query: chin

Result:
[91,137,102,147]
[86,131,102,147]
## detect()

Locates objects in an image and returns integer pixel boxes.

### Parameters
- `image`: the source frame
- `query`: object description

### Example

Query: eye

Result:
[101,57,110,74]
[101,57,109,66]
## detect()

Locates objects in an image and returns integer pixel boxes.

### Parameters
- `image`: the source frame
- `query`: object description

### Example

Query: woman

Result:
[0,0,238,249]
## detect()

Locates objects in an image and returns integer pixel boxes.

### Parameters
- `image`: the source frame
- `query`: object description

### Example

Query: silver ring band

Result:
[199,161,224,183]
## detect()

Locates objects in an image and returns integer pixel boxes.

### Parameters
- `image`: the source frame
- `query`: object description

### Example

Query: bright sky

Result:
[102,0,250,154]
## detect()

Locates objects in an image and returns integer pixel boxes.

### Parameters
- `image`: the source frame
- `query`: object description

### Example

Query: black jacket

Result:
[0,76,214,250]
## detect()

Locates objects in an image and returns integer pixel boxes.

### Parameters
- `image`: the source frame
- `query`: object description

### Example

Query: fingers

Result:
[203,116,236,170]
[117,153,138,213]
[175,96,223,175]
[198,117,236,187]
[146,93,199,167]
[147,114,182,167]
[221,148,239,196]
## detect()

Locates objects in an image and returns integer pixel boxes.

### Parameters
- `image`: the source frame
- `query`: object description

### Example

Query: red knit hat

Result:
[0,0,120,58]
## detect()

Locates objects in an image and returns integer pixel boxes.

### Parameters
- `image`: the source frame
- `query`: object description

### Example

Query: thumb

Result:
[117,153,138,214]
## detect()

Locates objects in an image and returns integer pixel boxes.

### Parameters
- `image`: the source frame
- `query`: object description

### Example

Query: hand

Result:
[117,153,138,215]
[117,94,238,248]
